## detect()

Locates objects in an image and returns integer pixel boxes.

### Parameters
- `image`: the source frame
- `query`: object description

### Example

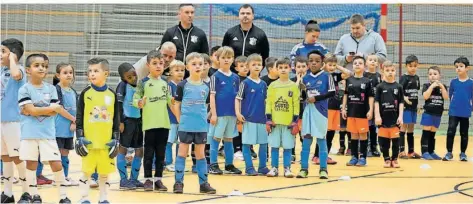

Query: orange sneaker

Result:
[311,157,320,165]
[383,160,391,168]
[399,152,408,159]
[327,157,337,165]
[408,152,421,159]
[391,160,400,168]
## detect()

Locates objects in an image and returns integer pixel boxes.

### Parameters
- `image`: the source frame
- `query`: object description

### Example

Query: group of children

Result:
[1,36,472,203]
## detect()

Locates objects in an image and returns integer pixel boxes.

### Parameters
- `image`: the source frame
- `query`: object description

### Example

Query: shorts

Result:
[82,149,115,175]
[302,104,328,139]
[242,122,268,145]
[347,117,369,134]
[178,131,207,144]
[378,127,400,138]
[420,113,441,128]
[340,112,347,129]
[56,137,74,150]
[208,116,238,139]
[327,110,340,131]
[168,124,179,143]
[19,139,61,162]
[120,118,144,148]
[403,110,417,124]
[268,125,295,149]
[1,122,21,157]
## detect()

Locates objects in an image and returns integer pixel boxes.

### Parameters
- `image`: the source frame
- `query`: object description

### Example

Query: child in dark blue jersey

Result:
[290,56,308,163]
[235,54,270,176]
[173,53,216,194]
[234,56,248,161]
[208,46,221,77]
[444,57,472,161]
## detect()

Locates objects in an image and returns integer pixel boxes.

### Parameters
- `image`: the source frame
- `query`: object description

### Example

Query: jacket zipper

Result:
[178,27,193,62]
[240,27,250,56]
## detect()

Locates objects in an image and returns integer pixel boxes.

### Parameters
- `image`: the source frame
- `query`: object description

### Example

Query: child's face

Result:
[324,62,337,73]
[406,61,418,75]
[211,53,218,65]
[428,69,440,82]
[455,62,469,76]
[88,64,108,87]
[56,65,74,85]
[147,58,165,77]
[277,64,290,77]
[353,58,365,74]
[366,56,378,70]
[170,66,185,81]
[187,58,204,77]
[218,54,234,70]
[0,46,10,66]
[295,62,308,75]
[268,65,279,76]
[123,68,137,86]
[236,62,249,76]
[26,57,47,80]
[308,54,323,73]
[383,66,396,81]
[201,61,210,78]
[248,60,263,76]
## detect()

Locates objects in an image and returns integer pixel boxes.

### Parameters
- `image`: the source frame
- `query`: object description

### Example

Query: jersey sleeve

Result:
[116,81,126,122]
[18,85,31,108]
[416,76,421,90]
[449,80,454,100]
[236,81,246,100]
[167,84,173,105]
[399,75,407,89]
[333,73,343,84]
[422,83,429,94]
[344,78,350,95]
[265,85,274,116]
[367,80,374,97]
[76,88,87,138]
[133,80,144,107]
[175,82,185,102]
[292,84,300,120]
[210,75,217,94]
[398,84,405,104]
[112,90,120,139]
[50,84,59,104]
[375,84,382,102]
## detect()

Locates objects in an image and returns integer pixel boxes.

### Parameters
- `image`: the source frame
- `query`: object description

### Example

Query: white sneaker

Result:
[165,165,175,172]
[266,167,279,177]
[65,177,79,186]
[284,167,294,178]
[234,151,244,161]
[89,179,99,188]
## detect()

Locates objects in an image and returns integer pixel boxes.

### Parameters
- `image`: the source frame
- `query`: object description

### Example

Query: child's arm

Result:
[292,85,300,121]
[374,84,382,125]
[133,80,146,108]
[56,108,76,122]
[166,85,177,116]
[209,76,218,125]
[116,82,126,132]
[75,90,86,138]
[174,102,181,123]
[397,86,405,125]
[342,93,348,119]
[336,65,352,76]
[422,82,438,100]
[174,83,185,123]
[112,91,120,140]
[448,80,454,100]
[8,52,23,81]
[19,87,59,116]
[439,83,449,100]
[368,96,374,120]
[235,82,246,122]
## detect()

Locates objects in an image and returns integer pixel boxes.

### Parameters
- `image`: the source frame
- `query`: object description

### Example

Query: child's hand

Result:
[119,123,125,133]
[366,111,373,120]
[266,121,275,133]
[288,122,299,136]
[210,115,217,125]
[342,109,347,120]
[171,97,176,105]
[8,52,18,63]
[375,117,382,126]
[70,123,76,132]
[397,117,403,126]
[50,103,62,112]
[404,96,412,105]
[236,113,246,123]
[138,96,147,108]
[306,97,316,103]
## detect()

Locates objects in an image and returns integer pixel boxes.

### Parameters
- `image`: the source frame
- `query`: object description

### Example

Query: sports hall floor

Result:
[9,136,473,203]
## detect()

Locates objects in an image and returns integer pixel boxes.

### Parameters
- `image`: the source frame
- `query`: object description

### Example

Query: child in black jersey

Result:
[364,54,382,157]
[374,61,404,168]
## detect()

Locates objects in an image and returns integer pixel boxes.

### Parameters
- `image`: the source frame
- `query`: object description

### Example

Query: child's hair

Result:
[323,54,337,64]
[367,53,378,62]
[216,46,234,58]
[201,53,211,65]
[305,19,320,33]
[169,60,185,71]
[405,55,418,65]
[454,56,470,67]
[146,50,163,63]
[428,65,441,74]
[353,56,366,64]
[210,46,221,56]
[307,50,325,61]
[1,38,24,60]
[87,57,110,71]
[246,53,262,64]
[185,52,204,64]
[118,62,134,81]
[53,62,75,86]
[265,57,278,70]
[25,54,44,68]
[235,56,248,65]
[294,56,308,65]
[38,53,49,62]
[275,57,291,67]
[382,60,394,69]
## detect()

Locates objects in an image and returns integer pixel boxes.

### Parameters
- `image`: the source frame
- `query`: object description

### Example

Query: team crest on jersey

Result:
[201,90,206,98]
[360,83,366,89]
[104,95,112,105]
[288,91,293,97]
[251,89,255,93]
[394,88,398,95]
[173,36,178,40]
[249,37,257,46]
[89,106,111,122]
[191,35,198,43]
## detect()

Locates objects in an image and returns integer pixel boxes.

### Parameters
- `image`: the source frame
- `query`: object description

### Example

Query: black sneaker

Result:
[1,192,14,203]
[200,182,216,194]
[209,164,223,175]
[154,180,168,191]
[173,182,184,194]
[17,192,32,203]
[224,164,242,174]
[143,179,153,191]
[32,194,42,203]
[59,197,71,203]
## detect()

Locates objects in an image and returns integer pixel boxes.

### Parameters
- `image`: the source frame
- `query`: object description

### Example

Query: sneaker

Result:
[59,197,71,204]
[296,169,308,178]
[31,194,42,203]
[89,179,99,188]
[327,157,337,165]
[37,174,53,185]
[1,192,15,203]
[345,149,352,156]
[245,167,258,176]
[284,167,294,178]
[224,164,242,174]
[165,165,175,172]
[98,200,110,204]
[266,167,279,177]
[383,160,391,168]
[234,151,244,161]
[173,182,184,194]
[442,152,454,161]
[209,164,223,175]
[64,177,79,186]
[311,156,320,165]
[371,149,381,157]
[79,199,91,204]
[337,148,345,155]
[408,152,421,159]
[218,148,225,158]
[319,169,328,179]
[291,155,296,164]
[346,157,358,166]
[191,165,197,173]
[460,152,468,162]
[143,179,153,191]
[200,182,216,194]
[131,179,144,188]
[257,167,270,176]
[399,152,408,159]
[356,158,367,166]
[120,179,136,190]
[391,160,400,168]
[422,152,433,160]
[154,180,168,191]
[430,152,442,160]
[18,192,32,203]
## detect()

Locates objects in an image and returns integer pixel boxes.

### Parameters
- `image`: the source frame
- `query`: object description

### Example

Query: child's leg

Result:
[326,131,335,153]
[391,137,400,160]
[428,128,437,154]
[347,132,352,149]
[49,161,67,200]
[369,125,378,151]
[175,143,189,184]
[26,161,39,196]
[300,136,313,170]
[98,175,110,202]
[446,116,460,153]
[459,117,469,154]
[205,144,211,164]
[283,149,291,169]
[316,138,328,170]
[165,142,173,166]
[242,144,253,170]
[59,149,70,178]
[378,136,391,161]
[154,128,169,180]
[117,146,128,180]
[407,124,415,154]
[194,144,208,184]
[271,148,279,168]
[421,127,431,154]
[130,148,143,181]
[339,130,346,150]
[191,144,196,167]
[359,133,368,159]
[400,124,407,153]
[313,142,319,158]
[1,156,14,197]
[79,172,91,202]
[144,130,157,179]
[36,156,43,177]
[209,137,220,164]
[351,133,360,158]
[223,138,234,166]
[233,131,242,153]
[258,144,268,169]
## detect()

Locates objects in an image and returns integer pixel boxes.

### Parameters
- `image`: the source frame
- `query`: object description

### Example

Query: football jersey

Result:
[175,79,210,132]
[328,72,343,110]
[422,82,447,116]
[167,80,179,124]
[134,76,172,130]
[210,70,240,117]
[55,87,77,138]
[76,85,119,149]
[345,76,373,118]
[18,82,59,140]
[303,70,336,118]
[375,81,404,127]
[1,66,27,122]
[116,81,140,120]
[236,77,267,124]
[266,80,300,125]
[448,78,473,118]
[399,74,420,111]
[261,75,278,87]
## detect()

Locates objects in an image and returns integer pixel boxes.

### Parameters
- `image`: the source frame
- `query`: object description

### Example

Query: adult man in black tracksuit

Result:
[222,4,270,73]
